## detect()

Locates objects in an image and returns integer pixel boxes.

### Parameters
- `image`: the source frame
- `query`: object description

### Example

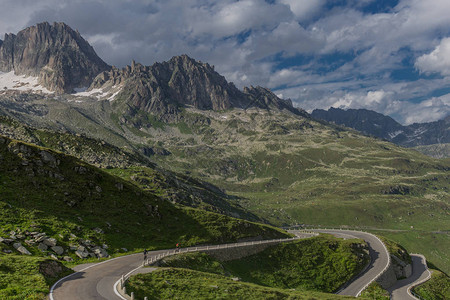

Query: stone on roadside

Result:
[13,242,32,255]
[63,256,73,262]
[93,247,108,258]
[43,238,57,247]
[1,238,14,244]
[25,239,36,246]
[51,246,64,255]
[75,249,89,259]
[50,254,58,260]
[38,243,48,252]
[35,235,47,243]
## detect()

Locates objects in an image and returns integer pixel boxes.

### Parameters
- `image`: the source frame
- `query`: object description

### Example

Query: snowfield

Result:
[0,71,52,94]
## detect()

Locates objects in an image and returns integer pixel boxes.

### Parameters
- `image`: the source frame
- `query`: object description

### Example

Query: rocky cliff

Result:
[90,55,306,118]
[0,22,110,93]
[243,85,307,116]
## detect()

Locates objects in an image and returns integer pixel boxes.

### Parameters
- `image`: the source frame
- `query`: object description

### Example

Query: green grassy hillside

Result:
[161,235,368,293]
[127,268,352,300]
[0,256,72,300]
[0,134,293,298]
[413,269,450,300]
[1,93,448,272]
[0,115,260,221]
[0,135,288,258]
[127,235,369,299]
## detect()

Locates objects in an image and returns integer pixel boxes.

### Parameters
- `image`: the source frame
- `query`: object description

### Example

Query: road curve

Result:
[388,254,431,300]
[290,229,390,297]
[50,237,312,300]
[50,249,167,300]
[50,230,389,299]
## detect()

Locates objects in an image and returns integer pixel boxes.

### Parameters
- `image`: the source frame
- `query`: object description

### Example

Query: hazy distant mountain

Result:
[311,107,449,148]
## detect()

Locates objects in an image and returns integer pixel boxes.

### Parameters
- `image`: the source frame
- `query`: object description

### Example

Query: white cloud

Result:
[402,95,450,124]
[1,0,450,124]
[415,37,450,76]
[191,0,292,38]
[278,0,325,21]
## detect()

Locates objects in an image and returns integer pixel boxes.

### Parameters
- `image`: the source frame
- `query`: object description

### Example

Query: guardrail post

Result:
[130,291,134,300]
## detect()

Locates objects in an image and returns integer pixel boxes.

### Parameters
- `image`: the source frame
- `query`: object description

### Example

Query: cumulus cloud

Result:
[1,0,450,123]
[415,37,450,76]
[278,0,325,21]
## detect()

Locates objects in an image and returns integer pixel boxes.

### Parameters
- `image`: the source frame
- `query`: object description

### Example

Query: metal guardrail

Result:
[114,236,312,300]
[291,227,391,297]
[407,254,432,300]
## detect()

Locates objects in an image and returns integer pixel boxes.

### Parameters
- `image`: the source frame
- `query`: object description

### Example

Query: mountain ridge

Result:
[89,54,307,119]
[312,107,449,148]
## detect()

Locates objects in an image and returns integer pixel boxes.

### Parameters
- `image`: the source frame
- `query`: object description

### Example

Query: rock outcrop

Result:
[243,85,307,116]
[0,22,110,93]
[90,55,305,118]
[91,55,247,116]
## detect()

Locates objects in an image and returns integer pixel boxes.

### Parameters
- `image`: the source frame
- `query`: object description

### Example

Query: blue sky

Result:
[1,0,450,124]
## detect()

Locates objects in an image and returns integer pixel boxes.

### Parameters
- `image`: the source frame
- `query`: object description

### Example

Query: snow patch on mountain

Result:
[0,71,52,94]
[388,130,404,139]
[73,85,121,101]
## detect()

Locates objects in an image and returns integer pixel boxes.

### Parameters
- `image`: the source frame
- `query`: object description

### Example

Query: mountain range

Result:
[312,108,449,153]
[0,22,449,276]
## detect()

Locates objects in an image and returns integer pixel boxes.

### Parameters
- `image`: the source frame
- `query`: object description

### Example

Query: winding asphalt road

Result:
[290,229,390,297]
[50,238,307,300]
[388,254,431,300]
[50,230,394,299]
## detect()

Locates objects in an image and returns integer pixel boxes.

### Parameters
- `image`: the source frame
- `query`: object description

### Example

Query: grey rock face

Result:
[51,246,64,255]
[13,242,32,255]
[75,249,89,259]
[38,243,48,252]
[92,247,108,258]
[0,22,110,93]
[243,86,306,116]
[40,150,57,164]
[90,55,306,118]
[43,238,57,247]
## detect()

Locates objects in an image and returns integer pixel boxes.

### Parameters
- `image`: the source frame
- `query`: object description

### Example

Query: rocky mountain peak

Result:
[243,85,307,116]
[0,22,110,93]
[91,54,249,116]
[91,54,307,118]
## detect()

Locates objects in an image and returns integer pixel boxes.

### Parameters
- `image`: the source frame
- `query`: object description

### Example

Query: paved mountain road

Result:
[50,250,168,300]
[388,254,431,300]
[290,229,391,297]
[50,238,309,300]
[51,230,390,299]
